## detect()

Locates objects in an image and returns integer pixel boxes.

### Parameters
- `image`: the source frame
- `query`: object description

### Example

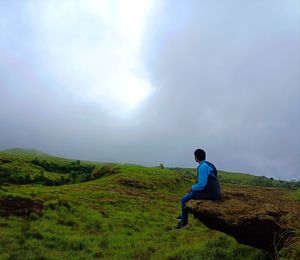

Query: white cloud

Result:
[1,0,299,180]
[27,0,154,115]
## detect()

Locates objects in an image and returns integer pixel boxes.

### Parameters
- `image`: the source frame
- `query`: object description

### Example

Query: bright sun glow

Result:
[89,76,153,114]
[36,0,154,116]
[93,0,155,114]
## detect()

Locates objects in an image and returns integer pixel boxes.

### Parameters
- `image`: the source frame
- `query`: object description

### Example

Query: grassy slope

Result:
[0,152,269,259]
[291,189,300,201]
[172,167,264,183]
[1,148,53,158]
[173,167,300,189]
[0,150,101,185]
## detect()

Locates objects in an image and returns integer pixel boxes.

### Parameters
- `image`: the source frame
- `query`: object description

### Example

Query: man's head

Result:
[194,148,206,162]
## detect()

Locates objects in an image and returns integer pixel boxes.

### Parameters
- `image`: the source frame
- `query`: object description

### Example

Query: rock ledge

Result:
[186,186,299,251]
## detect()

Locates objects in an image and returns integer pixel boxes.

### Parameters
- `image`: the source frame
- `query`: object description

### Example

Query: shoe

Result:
[175,214,181,221]
[174,221,188,230]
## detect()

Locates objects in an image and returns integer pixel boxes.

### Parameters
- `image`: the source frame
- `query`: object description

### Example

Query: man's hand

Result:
[187,187,192,193]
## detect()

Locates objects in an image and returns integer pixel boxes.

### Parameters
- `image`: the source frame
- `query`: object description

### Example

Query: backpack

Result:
[196,161,218,182]
[205,161,218,179]
[194,161,221,200]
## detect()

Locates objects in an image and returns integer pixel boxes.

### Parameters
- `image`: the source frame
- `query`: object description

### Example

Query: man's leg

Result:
[181,192,193,224]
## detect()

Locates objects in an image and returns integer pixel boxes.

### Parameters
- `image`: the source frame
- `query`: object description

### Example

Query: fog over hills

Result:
[0,0,299,180]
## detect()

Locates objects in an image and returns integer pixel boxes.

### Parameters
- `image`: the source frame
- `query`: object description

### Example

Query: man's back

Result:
[193,161,221,200]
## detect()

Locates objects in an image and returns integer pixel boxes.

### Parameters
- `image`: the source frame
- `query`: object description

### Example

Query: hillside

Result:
[0,151,299,259]
[1,148,53,158]
[171,167,300,189]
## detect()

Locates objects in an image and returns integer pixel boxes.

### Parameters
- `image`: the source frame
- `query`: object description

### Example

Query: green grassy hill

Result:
[0,150,298,259]
[1,148,53,158]
[171,167,300,189]
[0,149,100,186]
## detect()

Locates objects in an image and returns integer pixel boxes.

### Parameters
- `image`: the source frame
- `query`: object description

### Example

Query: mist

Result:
[0,0,299,180]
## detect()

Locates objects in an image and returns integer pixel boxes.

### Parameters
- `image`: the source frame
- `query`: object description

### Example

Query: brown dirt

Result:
[0,159,12,164]
[186,185,300,252]
[117,178,155,190]
[97,198,118,203]
[0,198,43,216]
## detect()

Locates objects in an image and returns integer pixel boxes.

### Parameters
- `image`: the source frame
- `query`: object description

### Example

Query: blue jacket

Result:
[192,161,212,191]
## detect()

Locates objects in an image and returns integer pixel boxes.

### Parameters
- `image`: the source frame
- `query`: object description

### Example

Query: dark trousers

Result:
[181,192,193,224]
[181,189,218,224]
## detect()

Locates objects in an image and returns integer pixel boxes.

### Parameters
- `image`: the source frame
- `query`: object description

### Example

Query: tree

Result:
[158,163,165,169]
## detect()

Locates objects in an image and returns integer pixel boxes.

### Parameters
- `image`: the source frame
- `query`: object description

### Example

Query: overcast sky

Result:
[0,0,299,180]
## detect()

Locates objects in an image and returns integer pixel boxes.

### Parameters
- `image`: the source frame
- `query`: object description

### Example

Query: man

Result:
[175,148,221,229]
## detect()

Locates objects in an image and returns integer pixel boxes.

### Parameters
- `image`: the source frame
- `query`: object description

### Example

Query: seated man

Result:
[175,148,221,229]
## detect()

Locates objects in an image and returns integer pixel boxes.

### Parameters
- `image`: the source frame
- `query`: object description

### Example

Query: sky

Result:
[0,0,299,180]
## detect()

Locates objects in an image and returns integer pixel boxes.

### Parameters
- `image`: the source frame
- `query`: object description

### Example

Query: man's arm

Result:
[191,164,209,191]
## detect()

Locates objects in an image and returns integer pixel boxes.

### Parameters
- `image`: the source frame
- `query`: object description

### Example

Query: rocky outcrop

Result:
[186,186,300,251]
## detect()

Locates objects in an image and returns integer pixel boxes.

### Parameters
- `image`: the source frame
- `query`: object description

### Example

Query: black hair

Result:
[194,149,206,161]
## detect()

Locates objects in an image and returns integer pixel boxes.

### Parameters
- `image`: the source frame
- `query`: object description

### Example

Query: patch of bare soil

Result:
[117,178,155,190]
[0,198,43,216]
[186,185,300,253]
[0,159,12,164]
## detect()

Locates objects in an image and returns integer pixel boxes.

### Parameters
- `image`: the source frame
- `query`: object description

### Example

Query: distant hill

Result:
[170,167,300,189]
[0,148,52,157]
[218,170,300,189]
[1,148,299,189]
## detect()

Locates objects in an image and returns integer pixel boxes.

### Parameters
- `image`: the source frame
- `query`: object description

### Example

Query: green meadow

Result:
[0,149,298,259]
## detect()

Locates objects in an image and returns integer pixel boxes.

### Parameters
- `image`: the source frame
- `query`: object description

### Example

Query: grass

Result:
[0,200,267,259]
[0,150,292,259]
[172,167,300,189]
[1,148,51,156]
[290,189,300,202]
